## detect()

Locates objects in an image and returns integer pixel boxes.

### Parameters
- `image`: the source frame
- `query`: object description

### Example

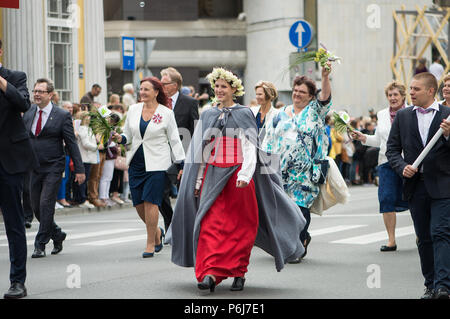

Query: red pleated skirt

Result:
[195,137,259,285]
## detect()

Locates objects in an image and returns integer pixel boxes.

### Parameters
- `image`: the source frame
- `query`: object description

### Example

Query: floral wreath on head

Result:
[206,67,245,97]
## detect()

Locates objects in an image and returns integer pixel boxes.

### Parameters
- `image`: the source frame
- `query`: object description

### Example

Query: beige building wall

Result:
[318,0,433,116]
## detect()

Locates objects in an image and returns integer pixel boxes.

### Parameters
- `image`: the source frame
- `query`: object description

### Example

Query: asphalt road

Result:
[0,184,424,300]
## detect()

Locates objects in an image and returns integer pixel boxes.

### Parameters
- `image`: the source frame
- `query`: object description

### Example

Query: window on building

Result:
[47,0,74,102]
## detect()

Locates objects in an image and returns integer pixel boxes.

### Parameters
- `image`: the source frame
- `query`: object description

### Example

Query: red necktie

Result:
[35,110,43,136]
[168,98,173,110]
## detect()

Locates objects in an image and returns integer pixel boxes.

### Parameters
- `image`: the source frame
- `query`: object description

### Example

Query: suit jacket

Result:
[386,104,450,200]
[173,93,199,138]
[122,103,185,170]
[23,103,84,174]
[0,67,38,174]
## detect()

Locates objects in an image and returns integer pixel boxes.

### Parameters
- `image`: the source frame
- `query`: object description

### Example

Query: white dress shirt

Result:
[31,102,53,135]
[195,106,257,189]
[363,105,407,165]
[413,100,440,147]
[170,91,180,110]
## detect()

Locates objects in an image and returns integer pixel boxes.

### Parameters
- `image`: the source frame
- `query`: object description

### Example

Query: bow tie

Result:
[416,107,434,114]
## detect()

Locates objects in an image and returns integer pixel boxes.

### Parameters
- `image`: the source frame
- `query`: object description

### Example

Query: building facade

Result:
[0,0,107,104]
[103,0,434,115]
[2,0,436,114]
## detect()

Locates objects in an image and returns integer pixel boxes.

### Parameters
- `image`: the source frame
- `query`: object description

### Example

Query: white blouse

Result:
[195,111,257,190]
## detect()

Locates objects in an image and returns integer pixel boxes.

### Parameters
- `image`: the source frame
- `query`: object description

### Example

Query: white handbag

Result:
[310,156,350,216]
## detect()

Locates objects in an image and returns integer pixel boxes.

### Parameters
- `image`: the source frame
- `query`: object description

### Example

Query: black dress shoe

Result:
[198,275,216,292]
[51,232,67,255]
[380,245,397,252]
[301,235,312,258]
[3,283,27,299]
[421,287,435,299]
[31,248,46,258]
[288,257,302,264]
[230,277,245,291]
[434,288,449,299]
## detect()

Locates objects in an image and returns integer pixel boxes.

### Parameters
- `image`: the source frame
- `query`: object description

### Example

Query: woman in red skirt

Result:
[195,69,257,291]
[168,68,306,293]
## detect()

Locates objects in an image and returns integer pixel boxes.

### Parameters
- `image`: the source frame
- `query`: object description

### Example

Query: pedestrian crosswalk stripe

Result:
[0,228,140,247]
[0,230,72,241]
[309,225,367,236]
[331,226,415,245]
[75,234,148,246]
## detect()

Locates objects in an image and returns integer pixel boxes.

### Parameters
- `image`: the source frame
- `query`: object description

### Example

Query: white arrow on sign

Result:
[296,22,305,47]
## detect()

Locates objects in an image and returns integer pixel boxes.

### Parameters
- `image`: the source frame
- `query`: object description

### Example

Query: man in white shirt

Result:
[429,57,445,82]
[386,72,450,299]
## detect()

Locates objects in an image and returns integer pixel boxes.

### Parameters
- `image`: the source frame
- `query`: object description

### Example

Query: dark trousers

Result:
[409,180,450,290]
[72,163,91,204]
[110,169,124,193]
[0,163,27,284]
[30,171,65,250]
[299,206,311,243]
[159,178,174,232]
[22,171,33,223]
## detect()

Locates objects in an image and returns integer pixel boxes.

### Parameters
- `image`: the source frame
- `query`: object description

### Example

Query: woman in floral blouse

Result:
[262,63,332,263]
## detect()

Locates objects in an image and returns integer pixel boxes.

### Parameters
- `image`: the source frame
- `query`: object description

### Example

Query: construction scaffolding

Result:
[391,4,450,89]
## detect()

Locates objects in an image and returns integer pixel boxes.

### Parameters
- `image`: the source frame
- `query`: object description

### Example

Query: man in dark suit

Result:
[23,78,85,258]
[386,72,450,299]
[0,39,38,299]
[160,67,199,231]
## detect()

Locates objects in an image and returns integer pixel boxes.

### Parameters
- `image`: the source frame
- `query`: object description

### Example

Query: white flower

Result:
[206,67,245,97]
[338,111,351,124]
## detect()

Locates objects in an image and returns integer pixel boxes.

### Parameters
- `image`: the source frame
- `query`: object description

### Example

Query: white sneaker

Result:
[111,197,124,205]
[105,199,116,207]
[55,202,64,210]
[80,202,95,209]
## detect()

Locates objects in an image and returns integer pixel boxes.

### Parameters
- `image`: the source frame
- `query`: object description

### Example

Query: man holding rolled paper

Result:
[386,72,450,299]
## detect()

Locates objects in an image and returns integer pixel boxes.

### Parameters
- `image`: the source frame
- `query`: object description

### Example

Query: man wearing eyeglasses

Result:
[159,67,199,232]
[0,39,38,299]
[23,78,85,260]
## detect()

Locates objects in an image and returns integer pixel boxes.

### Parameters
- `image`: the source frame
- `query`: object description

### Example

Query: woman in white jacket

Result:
[113,77,185,258]
[251,81,279,143]
[74,112,98,209]
[352,81,409,252]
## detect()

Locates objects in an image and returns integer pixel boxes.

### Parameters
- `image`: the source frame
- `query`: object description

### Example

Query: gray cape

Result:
[166,105,306,272]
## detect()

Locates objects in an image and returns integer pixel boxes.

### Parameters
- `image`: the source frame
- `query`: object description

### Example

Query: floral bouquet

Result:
[89,108,125,149]
[333,111,354,134]
[291,43,341,71]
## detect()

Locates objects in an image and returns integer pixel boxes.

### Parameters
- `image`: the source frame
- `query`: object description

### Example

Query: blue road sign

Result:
[289,20,313,50]
[121,37,135,71]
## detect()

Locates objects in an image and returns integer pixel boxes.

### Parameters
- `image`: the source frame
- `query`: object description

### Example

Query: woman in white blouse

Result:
[114,77,185,258]
[250,80,279,141]
[352,81,409,252]
[73,111,98,209]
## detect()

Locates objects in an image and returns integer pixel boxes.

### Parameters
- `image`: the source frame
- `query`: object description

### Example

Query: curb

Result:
[0,202,135,222]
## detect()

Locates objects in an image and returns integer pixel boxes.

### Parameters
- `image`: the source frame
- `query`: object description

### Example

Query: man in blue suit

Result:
[387,72,450,299]
[0,39,38,299]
